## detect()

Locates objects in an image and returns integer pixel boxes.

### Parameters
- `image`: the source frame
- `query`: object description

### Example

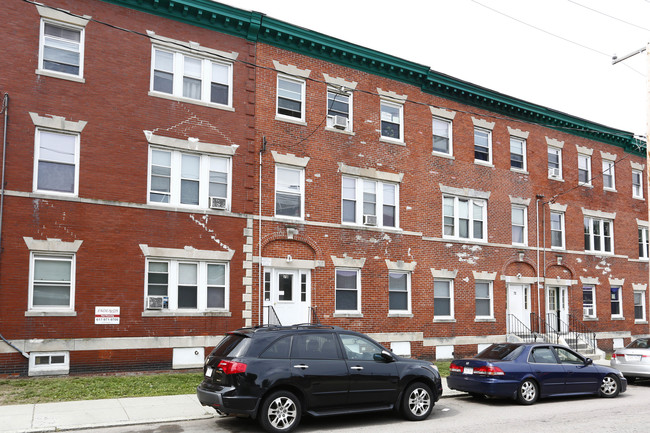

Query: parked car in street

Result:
[197,324,442,433]
[447,343,626,405]
[611,337,650,383]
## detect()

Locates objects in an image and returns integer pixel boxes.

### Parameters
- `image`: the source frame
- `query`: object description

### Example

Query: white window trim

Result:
[144,259,230,312]
[473,127,493,166]
[433,279,454,321]
[442,195,488,242]
[611,286,624,319]
[388,271,412,315]
[634,290,647,322]
[550,211,566,250]
[28,351,70,376]
[326,87,353,133]
[509,136,527,172]
[584,216,614,254]
[432,116,453,157]
[639,226,649,260]
[334,268,362,315]
[632,169,644,199]
[548,146,563,180]
[147,146,233,210]
[583,285,597,319]
[341,176,399,229]
[274,164,305,220]
[276,74,306,123]
[475,280,494,319]
[28,252,76,313]
[36,5,90,82]
[379,99,405,144]
[578,153,592,187]
[602,159,616,191]
[149,44,235,110]
[511,204,528,246]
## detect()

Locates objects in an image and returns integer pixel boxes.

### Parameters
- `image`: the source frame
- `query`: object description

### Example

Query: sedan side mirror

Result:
[585,358,593,365]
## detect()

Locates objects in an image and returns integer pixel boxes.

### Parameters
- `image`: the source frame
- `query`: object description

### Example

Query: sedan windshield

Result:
[476,343,524,360]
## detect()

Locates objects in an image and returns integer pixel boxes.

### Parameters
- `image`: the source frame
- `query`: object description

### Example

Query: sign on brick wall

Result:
[95,306,120,325]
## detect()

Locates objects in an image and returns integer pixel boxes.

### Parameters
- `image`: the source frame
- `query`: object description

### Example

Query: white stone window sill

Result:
[379,137,406,146]
[433,318,456,323]
[36,69,85,83]
[388,313,413,318]
[149,91,235,112]
[275,115,307,126]
[325,126,355,135]
[333,313,363,318]
[25,311,77,317]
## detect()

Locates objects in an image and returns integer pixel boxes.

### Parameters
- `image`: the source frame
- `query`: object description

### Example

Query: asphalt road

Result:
[86,380,650,433]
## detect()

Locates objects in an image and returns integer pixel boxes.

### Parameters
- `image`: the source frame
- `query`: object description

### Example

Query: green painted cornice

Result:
[99,0,644,155]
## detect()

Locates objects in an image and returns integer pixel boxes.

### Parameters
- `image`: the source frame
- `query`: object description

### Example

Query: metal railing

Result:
[308,307,321,325]
[546,312,597,353]
[264,305,282,326]
[507,314,542,343]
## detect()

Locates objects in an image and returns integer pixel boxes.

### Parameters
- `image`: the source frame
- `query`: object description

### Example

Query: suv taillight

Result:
[218,360,247,374]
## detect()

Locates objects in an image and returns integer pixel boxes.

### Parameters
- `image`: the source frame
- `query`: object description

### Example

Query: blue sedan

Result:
[447,343,626,404]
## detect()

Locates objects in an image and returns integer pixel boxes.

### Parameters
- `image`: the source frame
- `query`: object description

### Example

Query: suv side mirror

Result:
[374,350,395,363]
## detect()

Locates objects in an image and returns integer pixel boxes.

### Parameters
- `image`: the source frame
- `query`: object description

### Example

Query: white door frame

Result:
[263,267,311,326]
[507,284,531,332]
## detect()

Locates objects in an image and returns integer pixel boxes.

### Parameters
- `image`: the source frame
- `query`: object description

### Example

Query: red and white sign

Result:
[95,306,120,324]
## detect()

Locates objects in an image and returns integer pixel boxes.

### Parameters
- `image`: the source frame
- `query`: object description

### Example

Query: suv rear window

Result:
[476,343,523,360]
[211,333,251,358]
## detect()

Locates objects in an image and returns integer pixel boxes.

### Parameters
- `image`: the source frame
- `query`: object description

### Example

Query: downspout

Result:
[535,195,544,331]
[258,137,265,326]
[0,94,28,359]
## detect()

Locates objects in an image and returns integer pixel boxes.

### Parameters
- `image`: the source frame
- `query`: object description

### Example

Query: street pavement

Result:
[1,359,612,433]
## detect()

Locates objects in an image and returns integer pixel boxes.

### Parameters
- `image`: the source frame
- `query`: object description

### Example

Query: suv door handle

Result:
[350,366,364,370]
[293,364,309,369]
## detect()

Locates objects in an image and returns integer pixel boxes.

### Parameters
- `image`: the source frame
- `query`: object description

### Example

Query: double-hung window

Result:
[39,20,84,77]
[148,148,231,209]
[633,169,643,199]
[474,128,491,163]
[434,279,453,319]
[511,205,527,246]
[327,89,352,131]
[388,272,410,314]
[634,291,646,322]
[432,117,452,155]
[275,165,304,219]
[550,212,565,249]
[443,196,486,241]
[611,287,623,318]
[380,100,403,141]
[145,259,228,311]
[639,227,649,259]
[602,160,615,190]
[34,129,80,195]
[335,269,360,313]
[277,76,305,121]
[583,286,596,318]
[475,281,493,318]
[578,154,591,186]
[151,46,233,107]
[584,217,613,254]
[30,254,75,311]
[341,176,398,228]
[548,147,562,179]
[510,137,526,170]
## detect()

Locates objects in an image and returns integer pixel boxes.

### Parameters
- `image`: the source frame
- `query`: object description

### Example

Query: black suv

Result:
[197,325,442,432]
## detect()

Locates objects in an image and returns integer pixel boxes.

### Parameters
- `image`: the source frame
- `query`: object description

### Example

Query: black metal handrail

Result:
[545,312,597,353]
[308,306,321,325]
[507,314,539,342]
[530,312,559,344]
[264,305,282,326]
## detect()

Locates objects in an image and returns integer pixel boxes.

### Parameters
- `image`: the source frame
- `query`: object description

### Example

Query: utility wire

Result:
[21,0,647,146]
[567,0,650,32]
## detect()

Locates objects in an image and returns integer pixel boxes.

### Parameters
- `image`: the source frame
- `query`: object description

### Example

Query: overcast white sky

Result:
[218,0,649,139]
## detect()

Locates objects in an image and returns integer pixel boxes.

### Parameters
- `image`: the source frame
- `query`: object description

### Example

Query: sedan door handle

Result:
[293,364,309,369]
[350,366,364,370]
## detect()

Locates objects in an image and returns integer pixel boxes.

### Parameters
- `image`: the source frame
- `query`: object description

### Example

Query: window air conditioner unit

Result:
[332,115,349,130]
[146,296,166,310]
[548,168,560,178]
[209,196,227,210]
[363,214,377,226]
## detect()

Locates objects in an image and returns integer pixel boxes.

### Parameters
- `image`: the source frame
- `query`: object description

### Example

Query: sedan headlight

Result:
[616,370,625,378]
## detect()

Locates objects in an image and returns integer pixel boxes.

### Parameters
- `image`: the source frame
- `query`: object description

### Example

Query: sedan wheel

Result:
[516,379,538,405]
[599,374,620,398]
[259,390,301,433]
[402,382,433,421]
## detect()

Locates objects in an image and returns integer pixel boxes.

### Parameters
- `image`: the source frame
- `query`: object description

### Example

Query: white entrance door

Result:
[263,268,311,326]
[546,286,569,333]
[507,284,530,332]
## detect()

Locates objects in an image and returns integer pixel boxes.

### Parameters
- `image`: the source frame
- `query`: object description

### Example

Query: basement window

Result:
[29,352,70,376]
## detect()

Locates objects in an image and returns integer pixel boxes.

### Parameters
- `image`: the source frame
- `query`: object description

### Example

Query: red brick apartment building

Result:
[0,0,647,375]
